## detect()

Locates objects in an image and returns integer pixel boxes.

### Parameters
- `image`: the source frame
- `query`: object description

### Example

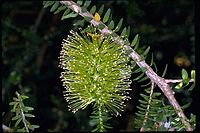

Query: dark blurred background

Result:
[2,0,195,132]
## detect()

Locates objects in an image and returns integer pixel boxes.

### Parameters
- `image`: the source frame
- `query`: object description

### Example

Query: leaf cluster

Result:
[133,68,196,131]
[8,91,39,132]
[175,69,195,91]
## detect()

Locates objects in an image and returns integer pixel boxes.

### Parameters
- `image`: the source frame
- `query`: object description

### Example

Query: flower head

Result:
[59,30,131,116]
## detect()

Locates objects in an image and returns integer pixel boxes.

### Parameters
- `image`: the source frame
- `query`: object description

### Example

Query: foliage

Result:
[2,0,195,132]
[7,91,39,132]
[133,68,195,131]
[175,69,195,91]
[43,0,195,132]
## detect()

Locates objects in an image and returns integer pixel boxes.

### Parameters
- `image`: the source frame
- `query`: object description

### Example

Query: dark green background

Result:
[2,0,195,132]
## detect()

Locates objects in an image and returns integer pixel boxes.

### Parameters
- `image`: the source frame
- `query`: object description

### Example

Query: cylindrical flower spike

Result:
[59,28,131,116]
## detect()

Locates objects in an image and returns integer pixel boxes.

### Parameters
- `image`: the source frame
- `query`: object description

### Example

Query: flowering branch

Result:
[59,1,193,131]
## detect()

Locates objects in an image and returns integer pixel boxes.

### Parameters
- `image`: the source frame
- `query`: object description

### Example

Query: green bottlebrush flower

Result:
[59,29,132,117]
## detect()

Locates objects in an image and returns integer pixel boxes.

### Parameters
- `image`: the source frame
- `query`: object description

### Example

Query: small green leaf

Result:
[81,25,93,33]
[62,12,78,20]
[54,10,61,15]
[103,8,111,23]
[98,23,105,30]
[84,16,93,22]
[191,70,195,80]
[140,93,148,99]
[135,112,145,117]
[181,102,191,109]
[23,107,28,113]
[188,83,195,91]
[108,20,115,30]
[98,4,104,15]
[11,102,18,112]
[136,106,146,110]
[61,8,70,19]
[138,76,148,83]
[12,115,20,121]
[130,60,136,69]
[107,13,112,24]
[58,5,67,10]
[91,127,99,132]
[31,125,39,129]
[120,27,126,37]
[16,128,26,132]
[54,5,67,14]
[9,101,16,105]
[154,92,162,96]
[103,124,112,129]
[15,118,22,127]
[50,1,59,12]
[21,95,29,99]
[83,0,91,8]
[115,18,123,32]
[142,46,150,57]
[131,34,140,50]
[25,113,35,118]
[133,72,144,81]
[73,19,85,26]
[77,0,83,5]
[130,60,136,65]
[25,106,34,111]
[43,1,55,8]
[175,82,183,89]
[139,99,148,104]
[90,115,100,119]
[132,67,142,74]
[29,125,39,130]
[181,69,188,80]
[90,5,96,14]
[15,91,20,97]
[190,113,196,123]
[175,117,180,121]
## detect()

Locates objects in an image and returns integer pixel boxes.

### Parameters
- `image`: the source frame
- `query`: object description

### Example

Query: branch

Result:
[59,1,193,131]
[140,82,155,132]
[16,93,29,132]
[165,79,195,83]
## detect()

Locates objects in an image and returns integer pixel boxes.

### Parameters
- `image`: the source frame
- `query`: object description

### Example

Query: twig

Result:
[165,79,195,83]
[16,93,29,132]
[140,82,155,132]
[59,1,193,131]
